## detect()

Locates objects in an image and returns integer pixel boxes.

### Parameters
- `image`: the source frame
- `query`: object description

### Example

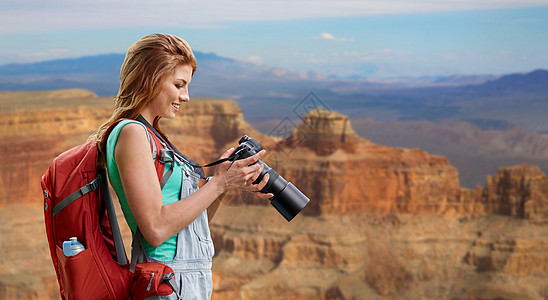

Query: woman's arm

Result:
[115,123,271,246]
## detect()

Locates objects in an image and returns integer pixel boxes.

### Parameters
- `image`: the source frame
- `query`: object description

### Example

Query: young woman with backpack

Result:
[89,33,273,299]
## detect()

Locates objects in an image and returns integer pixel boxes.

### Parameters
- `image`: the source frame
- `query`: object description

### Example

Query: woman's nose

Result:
[179,90,189,102]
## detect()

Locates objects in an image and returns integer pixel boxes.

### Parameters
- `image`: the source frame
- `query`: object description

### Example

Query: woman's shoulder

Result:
[108,120,150,151]
[105,120,153,173]
[117,121,149,144]
[112,121,154,165]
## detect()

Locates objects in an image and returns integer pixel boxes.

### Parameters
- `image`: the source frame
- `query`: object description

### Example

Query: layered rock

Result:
[464,236,548,275]
[210,207,548,300]
[482,164,548,223]
[0,90,113,207]
[263,108,463,216]
[285,108,359,155]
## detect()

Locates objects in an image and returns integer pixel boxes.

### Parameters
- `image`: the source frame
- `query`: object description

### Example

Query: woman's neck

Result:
[139,108,156,125]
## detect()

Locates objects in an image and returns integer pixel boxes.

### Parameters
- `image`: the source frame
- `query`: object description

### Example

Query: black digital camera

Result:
[228,135,310,221]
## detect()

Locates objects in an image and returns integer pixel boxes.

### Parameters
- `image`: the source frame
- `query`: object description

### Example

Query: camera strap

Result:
[203,158,230,168]
[203,146,248,169]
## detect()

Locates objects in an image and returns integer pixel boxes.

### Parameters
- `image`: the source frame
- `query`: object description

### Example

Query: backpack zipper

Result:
[147,272,155,292]
[44,190,49,211]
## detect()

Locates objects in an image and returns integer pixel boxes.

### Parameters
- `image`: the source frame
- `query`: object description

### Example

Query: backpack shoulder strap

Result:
[105,119,169,186]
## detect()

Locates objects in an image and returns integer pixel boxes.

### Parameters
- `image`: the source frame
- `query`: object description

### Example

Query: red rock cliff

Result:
[264,108,463,216]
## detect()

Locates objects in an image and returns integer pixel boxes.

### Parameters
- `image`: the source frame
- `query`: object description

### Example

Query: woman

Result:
[90,33,273,299]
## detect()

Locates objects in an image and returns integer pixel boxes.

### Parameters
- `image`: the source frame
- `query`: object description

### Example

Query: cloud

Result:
[248,56,262,63]
[1,0,547,33]
[314,32,354,42]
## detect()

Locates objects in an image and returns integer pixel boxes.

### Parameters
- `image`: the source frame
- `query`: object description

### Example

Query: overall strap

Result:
[129,228,145,273]
[158,148,175,189]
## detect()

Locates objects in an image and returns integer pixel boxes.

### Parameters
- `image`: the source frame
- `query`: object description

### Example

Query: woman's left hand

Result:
[243,168,274,199]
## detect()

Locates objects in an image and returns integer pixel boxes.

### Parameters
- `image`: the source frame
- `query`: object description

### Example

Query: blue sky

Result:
[1,0,547,78]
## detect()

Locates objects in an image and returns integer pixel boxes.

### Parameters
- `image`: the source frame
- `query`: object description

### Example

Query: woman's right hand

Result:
[211,148,268,194]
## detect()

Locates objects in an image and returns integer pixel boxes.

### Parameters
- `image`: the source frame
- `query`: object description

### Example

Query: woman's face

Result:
[142,64,193,123]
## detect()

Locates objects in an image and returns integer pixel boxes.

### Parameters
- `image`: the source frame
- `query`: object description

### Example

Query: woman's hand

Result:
[212,148,274,199]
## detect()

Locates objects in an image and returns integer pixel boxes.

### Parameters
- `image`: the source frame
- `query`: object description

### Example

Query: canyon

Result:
[0,90,546,299]
[350,118,548,189]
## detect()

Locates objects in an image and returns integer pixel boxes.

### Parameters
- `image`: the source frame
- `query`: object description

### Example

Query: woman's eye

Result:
[175,84,183,89]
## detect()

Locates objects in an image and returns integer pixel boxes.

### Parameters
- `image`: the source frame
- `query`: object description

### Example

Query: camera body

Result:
[229,135,310,221]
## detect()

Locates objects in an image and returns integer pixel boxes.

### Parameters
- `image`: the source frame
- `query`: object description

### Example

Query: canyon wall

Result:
[0,90,546,299]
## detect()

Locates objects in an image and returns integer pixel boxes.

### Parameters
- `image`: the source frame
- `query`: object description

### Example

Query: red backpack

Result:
[41,119,180,300]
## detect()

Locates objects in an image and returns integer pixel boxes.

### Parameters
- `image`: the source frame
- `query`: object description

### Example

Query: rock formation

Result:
[286,108,359,155]
[261,107,464,216]
[0,90,546,299]
[481,164,548,223]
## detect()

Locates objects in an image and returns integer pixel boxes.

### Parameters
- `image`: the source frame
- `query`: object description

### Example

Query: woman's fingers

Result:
[215,148,273,196]
[245,172,273,197]
[254,173,270,191]
[252,191,274,199]
[237,150,266,167]
[248,164,264,183]
[252,174,274,198]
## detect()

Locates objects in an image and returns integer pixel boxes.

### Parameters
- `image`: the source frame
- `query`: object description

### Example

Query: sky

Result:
[1,0,548,78]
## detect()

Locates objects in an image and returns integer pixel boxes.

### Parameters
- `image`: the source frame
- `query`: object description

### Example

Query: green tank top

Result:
[105,120,192,261]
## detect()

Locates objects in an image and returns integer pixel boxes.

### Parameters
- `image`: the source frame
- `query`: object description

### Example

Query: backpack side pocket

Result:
[130,262,179,300]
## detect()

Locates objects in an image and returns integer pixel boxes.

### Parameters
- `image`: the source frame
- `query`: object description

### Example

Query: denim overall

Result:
[140,169,215,299]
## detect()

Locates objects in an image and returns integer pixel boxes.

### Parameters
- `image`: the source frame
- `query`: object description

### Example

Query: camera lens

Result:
[253,161,310,221]
[235,136,310,221]
[270,183,310,222]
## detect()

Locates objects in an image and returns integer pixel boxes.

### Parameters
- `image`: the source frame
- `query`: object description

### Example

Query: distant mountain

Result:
[472,69,548,94]
[0,53,123,76]
[0,52,311,97]
[437,69,548,90]
[0,52,250,76]
[434,74,498,86]
[0,54,124,95]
